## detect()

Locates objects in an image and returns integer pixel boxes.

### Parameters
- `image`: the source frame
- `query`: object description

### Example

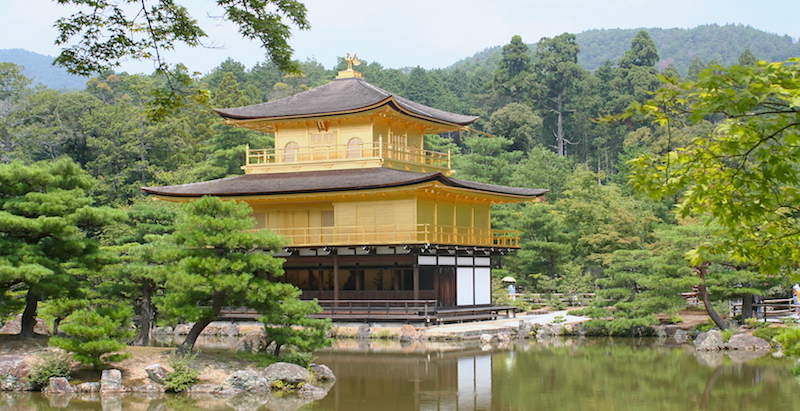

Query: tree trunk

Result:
[741,294,753,320]
[19,288,38,338]
[133,280,155,346]
[52,317,61,336]
[695,264,729,329]
[274,343,283,358]
[556,93,565,157]
[177,292,224,354]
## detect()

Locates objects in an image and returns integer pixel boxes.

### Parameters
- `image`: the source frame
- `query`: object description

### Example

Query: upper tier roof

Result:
[142,167,547,199]
[213,77,478,126]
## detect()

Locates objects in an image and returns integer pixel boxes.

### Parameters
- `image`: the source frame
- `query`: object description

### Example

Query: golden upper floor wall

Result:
[214,75,477,176]
[247,191,510,248]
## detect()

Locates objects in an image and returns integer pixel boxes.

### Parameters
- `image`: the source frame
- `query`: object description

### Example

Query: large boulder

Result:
[261,362,310,385]
[222,370,270,393]
[234,331,267,353]
[0,315,50,335]
[726,333,771,350]
[0,356,30,379]
[398,324,417,342]
[0,375,31,391]
[221,323,240,337]
[356,323,371,339]
[695,329,725,351]
[47,377,74,394]
[100,369,126,393]
[310,363,336,382]
[145,363,169,385]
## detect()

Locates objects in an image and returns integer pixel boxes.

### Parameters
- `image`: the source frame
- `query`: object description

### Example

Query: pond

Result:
[2,337,798,410]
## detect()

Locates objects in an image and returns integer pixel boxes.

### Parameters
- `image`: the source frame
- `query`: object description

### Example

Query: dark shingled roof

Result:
[142,168,547,198]
[214,77,478,126]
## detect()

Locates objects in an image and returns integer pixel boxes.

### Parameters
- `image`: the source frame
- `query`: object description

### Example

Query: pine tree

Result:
[155,196,286,353]
[0,159,123,337]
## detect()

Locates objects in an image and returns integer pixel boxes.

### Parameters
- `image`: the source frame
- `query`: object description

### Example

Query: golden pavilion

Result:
[143,61,547,323]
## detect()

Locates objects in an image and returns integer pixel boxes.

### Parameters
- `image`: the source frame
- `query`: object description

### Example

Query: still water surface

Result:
[2,337,798,410]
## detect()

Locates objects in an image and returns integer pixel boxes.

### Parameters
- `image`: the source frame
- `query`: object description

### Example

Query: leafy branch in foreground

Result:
[615,59,800,274]
[53,0,309,118]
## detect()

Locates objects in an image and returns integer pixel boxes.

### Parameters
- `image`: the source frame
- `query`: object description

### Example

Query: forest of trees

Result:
[1,17,799,345]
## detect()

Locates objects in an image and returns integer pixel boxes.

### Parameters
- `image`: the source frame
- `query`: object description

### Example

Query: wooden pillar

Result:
[333,254,339,303]
[413,264,419,301]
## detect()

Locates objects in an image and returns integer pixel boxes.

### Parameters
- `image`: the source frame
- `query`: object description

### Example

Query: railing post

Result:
[447,149,451,169]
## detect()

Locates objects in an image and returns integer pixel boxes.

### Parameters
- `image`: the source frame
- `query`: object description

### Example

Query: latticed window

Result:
[310,132,336,146]
[284,141,299,162]
[310,132,336,160]
[347,137,363,158]
[389,133,407,147]
[321,210,334,227]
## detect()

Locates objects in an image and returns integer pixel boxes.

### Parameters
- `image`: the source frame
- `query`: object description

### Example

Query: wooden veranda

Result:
[217,300,517,325]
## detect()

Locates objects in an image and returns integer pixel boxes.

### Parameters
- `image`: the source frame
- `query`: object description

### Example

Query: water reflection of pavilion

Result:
[316,346,493,410]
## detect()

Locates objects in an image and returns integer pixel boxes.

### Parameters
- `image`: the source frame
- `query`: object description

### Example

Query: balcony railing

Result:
[245,138,450,170]
[260,224,520,248]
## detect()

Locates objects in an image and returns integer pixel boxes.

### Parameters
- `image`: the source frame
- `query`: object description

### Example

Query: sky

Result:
[0,0,798,75]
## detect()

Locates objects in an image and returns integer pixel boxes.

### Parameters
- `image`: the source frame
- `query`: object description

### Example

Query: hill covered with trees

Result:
[452,24,800,75]
[0,49,87,90]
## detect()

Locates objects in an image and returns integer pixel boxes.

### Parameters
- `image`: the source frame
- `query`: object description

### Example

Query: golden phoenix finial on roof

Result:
[345,53,361,70]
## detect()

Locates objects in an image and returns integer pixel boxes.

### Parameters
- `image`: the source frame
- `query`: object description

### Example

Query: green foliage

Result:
[280,351,315,368]
[162,352,201,393]
[155,196,286,352]
[618,30,659,68]
[752,327,783,344]
[745,318,771,329]
[453,134,523,186]
[0,158,124,337]
[548,299,566,311]
[721,328,736,342]
[53,0,309,117]
[775,327,800,357]
[624,59,800,274]
[26,350,73,390]
[492,35,534,104]
[256,294,332,357]
[0,62,31,101]
[49,305,134,369]
[691,320,718,334]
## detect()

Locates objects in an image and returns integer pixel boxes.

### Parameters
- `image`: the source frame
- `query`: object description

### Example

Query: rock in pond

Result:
[261,362,309,385]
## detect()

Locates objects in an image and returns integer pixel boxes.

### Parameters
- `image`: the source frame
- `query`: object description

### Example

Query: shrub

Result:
[162,352,200,392]
[548,299,566,310]
[26,351,73,390]
[49,306,134,369]
[669,315,684,324]
[721,328,736,342]
[372,328,393,339]
[752,327,783,344]
[281,351,314,368]
[745,318,771,329]
[775,327,800,357]
[571,306,611,318]
[690,319,717,334]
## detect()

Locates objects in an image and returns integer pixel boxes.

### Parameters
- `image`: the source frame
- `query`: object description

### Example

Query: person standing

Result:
[793,284,800,316]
